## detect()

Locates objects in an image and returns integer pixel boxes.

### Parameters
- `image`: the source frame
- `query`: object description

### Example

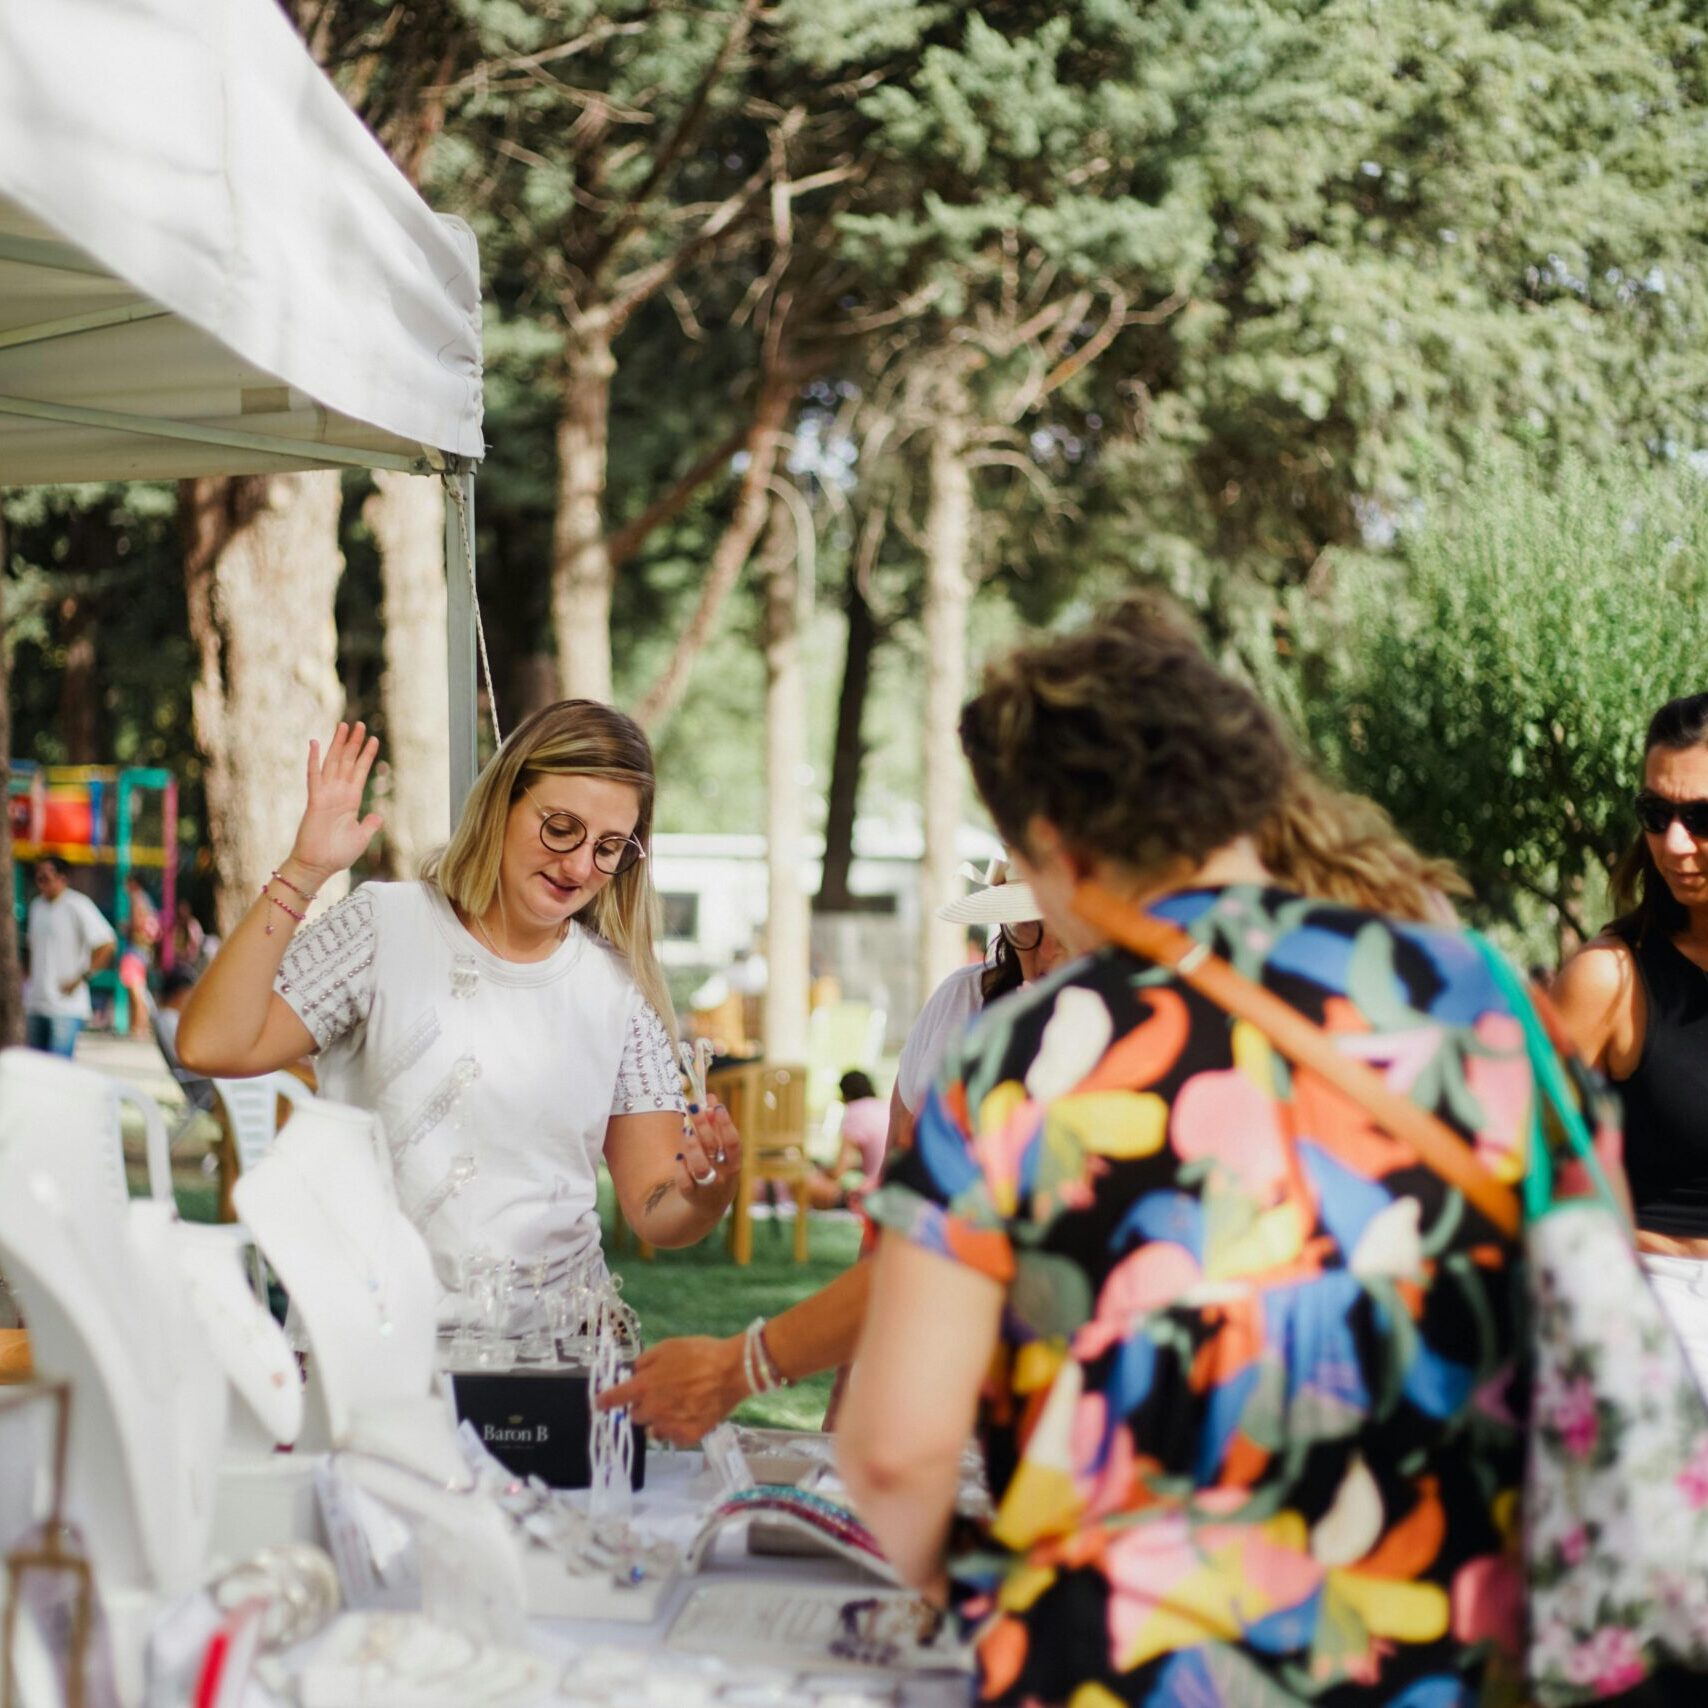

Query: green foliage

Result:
[1303,450,1708,944]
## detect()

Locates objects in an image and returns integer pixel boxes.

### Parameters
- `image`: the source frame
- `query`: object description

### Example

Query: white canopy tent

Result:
[0,0,487,800]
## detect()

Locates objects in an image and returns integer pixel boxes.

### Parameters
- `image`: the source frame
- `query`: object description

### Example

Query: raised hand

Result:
[287,721,385,885]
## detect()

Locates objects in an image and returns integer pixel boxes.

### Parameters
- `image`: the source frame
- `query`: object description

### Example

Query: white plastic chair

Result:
[213,1073,313,1177]
[107,1078,174,1207]
[213,1073,314,1298]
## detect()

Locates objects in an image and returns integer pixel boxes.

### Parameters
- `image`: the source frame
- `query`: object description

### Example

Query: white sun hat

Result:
[934,858,1042,926]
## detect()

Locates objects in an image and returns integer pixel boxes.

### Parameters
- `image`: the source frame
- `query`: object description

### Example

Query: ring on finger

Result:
[690,1164,717,1187]
[714,1146,726,1164]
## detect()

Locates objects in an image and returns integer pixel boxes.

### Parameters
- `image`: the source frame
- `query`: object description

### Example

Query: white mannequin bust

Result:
[0,1049,225,1594]
[173,1224,303,1451]
[232,1099,438,1446]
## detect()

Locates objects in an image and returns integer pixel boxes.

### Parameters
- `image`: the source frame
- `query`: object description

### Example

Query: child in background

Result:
[808,1069,889,1209]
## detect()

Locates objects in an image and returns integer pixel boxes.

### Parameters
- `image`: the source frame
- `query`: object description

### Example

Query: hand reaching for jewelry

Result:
[288,721,385,886]
[595,1334,748,1446]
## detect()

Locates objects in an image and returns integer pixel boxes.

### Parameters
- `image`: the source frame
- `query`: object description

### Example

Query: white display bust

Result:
[232,1099,438,1447]
[0,1048,225,1594]
[173,1223,303,1451]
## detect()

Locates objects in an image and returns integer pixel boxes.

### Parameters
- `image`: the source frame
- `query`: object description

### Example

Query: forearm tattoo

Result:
[643,1178,674,1216]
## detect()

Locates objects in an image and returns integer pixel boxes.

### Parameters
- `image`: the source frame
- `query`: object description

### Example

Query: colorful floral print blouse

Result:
[871,886,1537,1707]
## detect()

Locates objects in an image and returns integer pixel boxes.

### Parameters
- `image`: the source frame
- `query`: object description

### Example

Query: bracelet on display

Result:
[742,1319,788,1396]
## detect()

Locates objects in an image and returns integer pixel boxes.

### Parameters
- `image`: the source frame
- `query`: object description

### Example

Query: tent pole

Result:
[445,464,479,810]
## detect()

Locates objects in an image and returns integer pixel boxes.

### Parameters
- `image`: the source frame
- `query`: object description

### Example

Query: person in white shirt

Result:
[178,703,741,1297]
[25,857,117,1056]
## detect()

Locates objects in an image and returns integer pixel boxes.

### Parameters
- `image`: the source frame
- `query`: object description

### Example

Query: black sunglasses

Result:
[1634,791,1708,838]
[523,786,646,876]
[1000,920,1044,952]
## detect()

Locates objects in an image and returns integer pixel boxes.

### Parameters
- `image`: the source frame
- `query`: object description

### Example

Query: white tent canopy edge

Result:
[0,0,487,803]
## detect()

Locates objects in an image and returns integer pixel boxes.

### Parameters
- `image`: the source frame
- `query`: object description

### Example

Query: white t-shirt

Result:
[895,962,985,1115]
[26,888,116,1020]
[275,881,683,1286]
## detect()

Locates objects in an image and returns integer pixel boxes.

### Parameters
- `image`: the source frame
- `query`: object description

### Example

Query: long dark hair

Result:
[980,932,1025,1005]
[1607,691,1708,948]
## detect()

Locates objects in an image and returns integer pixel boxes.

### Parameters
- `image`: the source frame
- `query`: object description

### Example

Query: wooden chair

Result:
[722,1062,813,1266]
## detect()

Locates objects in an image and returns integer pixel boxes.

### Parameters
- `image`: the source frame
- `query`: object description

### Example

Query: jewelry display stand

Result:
[232,1099,439,1451]
[0,1049,225,1600]
[169,1220,318,1568]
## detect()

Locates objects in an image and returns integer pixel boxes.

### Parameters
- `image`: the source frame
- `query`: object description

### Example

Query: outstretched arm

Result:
[598,1261,874,1445]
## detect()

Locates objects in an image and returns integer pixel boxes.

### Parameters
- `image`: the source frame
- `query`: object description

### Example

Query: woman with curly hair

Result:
[838,596,1592,1706]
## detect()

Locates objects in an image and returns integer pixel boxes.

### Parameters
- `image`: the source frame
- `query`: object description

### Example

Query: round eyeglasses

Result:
[1000,920,1044,952]
[523,786,646,876]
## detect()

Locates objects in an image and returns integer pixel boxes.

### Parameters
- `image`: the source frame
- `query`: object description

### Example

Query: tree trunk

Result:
[635,374,794,732]
[761,502,810,1063]
[919,401,974,999]
[0,509,22,1047]
[57,594,99,764]
[181,472,349,937]
[552,317,617,704]
[365,470,449,878]
[815,564,878,913]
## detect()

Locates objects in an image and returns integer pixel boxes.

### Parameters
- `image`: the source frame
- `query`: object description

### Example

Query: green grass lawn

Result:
[604,1205,861,1432]
[164,1161,858,1433]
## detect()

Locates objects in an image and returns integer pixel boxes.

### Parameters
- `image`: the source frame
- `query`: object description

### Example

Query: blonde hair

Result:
[421,700,678,1037]
[1259,770,1469,924]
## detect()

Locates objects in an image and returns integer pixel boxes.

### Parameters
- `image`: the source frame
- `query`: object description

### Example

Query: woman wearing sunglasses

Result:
[178,701,739,1295]
[1555,690,1708,1381]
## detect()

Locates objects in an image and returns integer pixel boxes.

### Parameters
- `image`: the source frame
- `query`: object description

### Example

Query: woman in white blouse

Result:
[179,703,740,1290]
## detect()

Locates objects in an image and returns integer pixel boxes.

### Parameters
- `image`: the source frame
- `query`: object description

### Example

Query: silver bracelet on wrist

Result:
[742,1317,788,1396]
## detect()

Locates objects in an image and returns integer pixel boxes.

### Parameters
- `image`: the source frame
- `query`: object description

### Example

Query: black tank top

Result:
[1619,930,1708,1238]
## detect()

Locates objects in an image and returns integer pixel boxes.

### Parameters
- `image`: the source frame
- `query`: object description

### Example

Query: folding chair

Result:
[723,1063,813,1266]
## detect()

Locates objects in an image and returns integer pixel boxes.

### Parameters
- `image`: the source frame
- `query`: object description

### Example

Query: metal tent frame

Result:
[0,0,487,806]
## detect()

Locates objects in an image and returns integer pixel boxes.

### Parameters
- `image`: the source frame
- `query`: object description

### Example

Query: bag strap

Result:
[1071,880,1522,1241]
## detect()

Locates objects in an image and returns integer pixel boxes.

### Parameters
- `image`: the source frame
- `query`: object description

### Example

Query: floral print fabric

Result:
[870,886,1538,1707]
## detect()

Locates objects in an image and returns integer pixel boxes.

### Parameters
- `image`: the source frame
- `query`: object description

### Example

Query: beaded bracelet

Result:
[269,867,317,904]
[261,884,306,936]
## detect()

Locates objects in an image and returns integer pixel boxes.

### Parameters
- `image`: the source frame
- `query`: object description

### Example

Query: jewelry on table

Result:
[209,1543,341,1650]
[589,1285,636,1523]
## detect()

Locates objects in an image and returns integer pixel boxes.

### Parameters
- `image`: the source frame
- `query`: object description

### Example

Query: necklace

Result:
[467,906,569,962]
[181,1271,293,1391]
[281,1155,397,1337]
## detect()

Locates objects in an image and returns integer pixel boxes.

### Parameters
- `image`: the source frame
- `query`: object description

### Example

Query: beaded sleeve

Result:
[610,1001,687,1117]
[274,887,378,1050]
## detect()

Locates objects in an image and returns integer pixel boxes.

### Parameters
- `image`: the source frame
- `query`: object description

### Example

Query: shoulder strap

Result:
[1071,880,1521,1241]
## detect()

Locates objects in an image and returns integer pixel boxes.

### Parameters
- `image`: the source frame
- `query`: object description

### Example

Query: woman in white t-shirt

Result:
[178,703,740,1290]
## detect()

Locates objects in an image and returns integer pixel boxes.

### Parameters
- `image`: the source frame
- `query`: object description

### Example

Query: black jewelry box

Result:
[449,1365,646,1491]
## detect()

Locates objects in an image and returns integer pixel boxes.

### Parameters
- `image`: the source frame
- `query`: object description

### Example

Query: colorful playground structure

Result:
[9,763,179,1030]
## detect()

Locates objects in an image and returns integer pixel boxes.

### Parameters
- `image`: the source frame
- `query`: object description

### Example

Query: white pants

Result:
[1641,1252,1708,1397]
